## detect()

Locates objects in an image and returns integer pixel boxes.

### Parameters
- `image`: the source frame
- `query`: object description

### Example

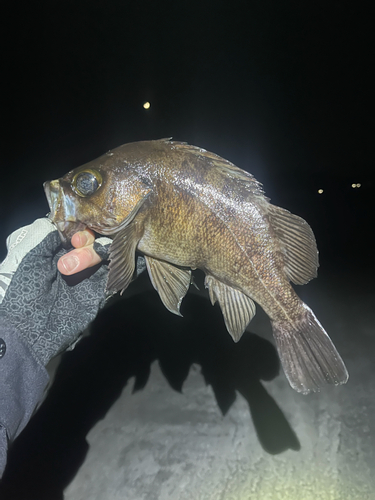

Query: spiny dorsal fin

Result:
[268,204,319,285]
[162,140,264,197]
[205,275,256,342]
[145,256,191,316]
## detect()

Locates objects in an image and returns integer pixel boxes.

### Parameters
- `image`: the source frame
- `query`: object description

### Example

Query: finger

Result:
[71,229,96,249]
[58,244,102,275]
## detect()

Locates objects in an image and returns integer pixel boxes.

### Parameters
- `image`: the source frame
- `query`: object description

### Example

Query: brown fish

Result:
[44,139,348,394]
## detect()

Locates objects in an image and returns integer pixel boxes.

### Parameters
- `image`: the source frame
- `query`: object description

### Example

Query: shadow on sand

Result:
[0,289,300,499]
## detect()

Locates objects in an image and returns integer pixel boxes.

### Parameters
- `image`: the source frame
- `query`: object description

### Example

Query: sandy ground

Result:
[0,268,374,500]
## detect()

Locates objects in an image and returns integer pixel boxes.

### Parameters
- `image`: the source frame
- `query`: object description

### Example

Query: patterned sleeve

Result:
[0,319,49,479]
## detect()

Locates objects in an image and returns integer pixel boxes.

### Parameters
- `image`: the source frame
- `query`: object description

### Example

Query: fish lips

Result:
[44,180,87,247]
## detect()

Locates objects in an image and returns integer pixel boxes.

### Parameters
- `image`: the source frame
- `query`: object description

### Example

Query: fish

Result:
[44,138,348,394]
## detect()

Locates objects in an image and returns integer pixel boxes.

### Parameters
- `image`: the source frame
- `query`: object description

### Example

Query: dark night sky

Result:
[2,1,374,270]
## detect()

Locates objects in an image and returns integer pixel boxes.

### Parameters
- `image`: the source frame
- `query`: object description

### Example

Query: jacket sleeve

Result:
[0,319,49,479]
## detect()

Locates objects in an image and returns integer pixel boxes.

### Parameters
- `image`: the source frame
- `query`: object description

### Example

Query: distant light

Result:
[318,189,324,194]
[356,183,361,188]
[143,101,151,109]
[351,183,356,188]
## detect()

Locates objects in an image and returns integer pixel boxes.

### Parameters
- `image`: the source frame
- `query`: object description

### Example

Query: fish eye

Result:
[72,169,102,197]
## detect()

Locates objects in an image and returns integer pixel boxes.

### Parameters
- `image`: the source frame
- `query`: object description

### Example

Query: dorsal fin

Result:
[268,204,319,285]
[159,140,265,197]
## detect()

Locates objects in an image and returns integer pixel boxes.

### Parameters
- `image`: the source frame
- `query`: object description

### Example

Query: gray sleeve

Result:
[0,318,49,479]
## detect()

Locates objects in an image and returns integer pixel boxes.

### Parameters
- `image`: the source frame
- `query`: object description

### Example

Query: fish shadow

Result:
[0,289,300,500]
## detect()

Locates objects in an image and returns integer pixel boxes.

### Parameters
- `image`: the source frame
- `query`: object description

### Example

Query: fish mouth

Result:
[44,180,87,246]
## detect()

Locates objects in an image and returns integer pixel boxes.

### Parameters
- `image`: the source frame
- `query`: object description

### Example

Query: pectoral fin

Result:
[205,275,256,342]
[145,256,191,316]
[106,222,141,293]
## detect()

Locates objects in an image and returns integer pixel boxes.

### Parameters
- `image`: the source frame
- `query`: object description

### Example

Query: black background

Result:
[2,1,374,269]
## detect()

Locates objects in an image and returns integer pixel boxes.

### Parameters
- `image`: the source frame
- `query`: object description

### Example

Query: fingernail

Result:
[76,232,88,246]
[61,255,80,273]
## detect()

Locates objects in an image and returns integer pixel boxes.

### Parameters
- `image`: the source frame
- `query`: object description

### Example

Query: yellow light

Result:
[318,189,323,194]
[351,183,356,188]
[143,101,151,109]
[356,183,361,188]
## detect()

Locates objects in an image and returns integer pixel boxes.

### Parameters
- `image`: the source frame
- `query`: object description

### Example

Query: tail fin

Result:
[271,305,349,394]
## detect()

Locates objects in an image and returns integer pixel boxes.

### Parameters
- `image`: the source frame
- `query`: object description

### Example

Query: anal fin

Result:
[145,256,191,316]
[205,275,256,342]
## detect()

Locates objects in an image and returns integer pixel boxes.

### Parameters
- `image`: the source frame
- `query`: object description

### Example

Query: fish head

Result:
[44,148,152,245]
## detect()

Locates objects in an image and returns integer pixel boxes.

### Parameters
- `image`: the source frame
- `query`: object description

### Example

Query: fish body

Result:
[44,139,348,393]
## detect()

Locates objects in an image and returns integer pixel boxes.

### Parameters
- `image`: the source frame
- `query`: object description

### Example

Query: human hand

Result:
[0,218,111,366]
